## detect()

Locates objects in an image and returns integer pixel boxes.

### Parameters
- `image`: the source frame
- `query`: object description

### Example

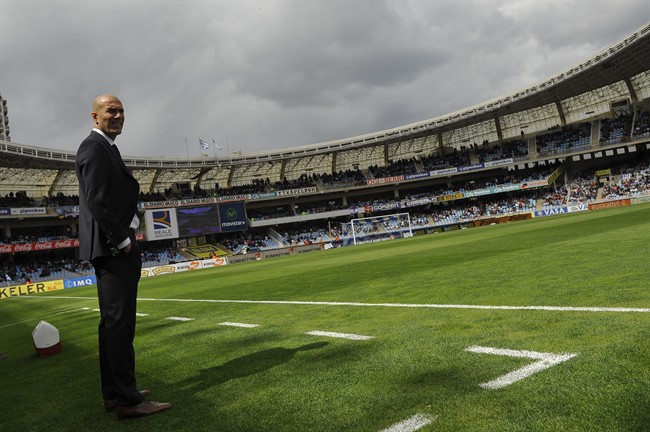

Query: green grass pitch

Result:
[2,203,650,431]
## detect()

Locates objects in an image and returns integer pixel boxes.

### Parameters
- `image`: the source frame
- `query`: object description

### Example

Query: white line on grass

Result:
[137,298,650,313]
[136,313,149,317]
[0,318,35,329]
[380,414,436,432]
[307,330,374,340]
[219,322,260,328]
[166,317,194,322]
[20,296,650,314]
[465,346,579,389]
[55,309,81,314]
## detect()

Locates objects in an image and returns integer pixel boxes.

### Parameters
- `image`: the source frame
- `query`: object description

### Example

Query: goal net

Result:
[350,212,413,245]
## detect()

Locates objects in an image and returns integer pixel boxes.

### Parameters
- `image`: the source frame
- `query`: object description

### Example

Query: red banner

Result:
[0,234,144,254]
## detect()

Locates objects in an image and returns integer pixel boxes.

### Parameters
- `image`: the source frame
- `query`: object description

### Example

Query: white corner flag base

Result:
[32,320,62,357]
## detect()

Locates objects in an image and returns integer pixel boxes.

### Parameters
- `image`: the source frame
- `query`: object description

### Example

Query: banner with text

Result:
[145,208,179,241]
[219,201,248,232]
[0,280,64,300]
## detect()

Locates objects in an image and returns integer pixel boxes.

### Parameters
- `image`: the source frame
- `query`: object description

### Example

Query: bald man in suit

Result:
[76,94,171,419]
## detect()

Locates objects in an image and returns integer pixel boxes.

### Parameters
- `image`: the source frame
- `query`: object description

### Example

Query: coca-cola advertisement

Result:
[0,234,144,255]
[0,239,80,254]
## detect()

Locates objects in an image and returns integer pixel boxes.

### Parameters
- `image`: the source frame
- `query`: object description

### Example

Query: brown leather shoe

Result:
[116,400,172,419]
[104,389,151,412]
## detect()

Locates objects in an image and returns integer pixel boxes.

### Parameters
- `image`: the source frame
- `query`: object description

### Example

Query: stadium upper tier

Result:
[0,23,649,198]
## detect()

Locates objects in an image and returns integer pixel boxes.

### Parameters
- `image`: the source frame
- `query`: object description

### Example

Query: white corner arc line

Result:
[0,318,35,329]
[465,346,578,390]
[219,322,259,328]
[380,414,436,432]
[307,330,374,340]
[166,316,194,322]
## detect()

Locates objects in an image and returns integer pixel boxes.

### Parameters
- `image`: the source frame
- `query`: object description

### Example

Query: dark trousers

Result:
[91,233,144,407]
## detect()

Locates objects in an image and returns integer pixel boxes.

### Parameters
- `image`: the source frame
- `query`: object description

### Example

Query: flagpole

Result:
[185,137,188,159]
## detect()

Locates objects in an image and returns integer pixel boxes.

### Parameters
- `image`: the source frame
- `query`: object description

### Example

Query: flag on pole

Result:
[199,138,210,150]
[212,138,223,150]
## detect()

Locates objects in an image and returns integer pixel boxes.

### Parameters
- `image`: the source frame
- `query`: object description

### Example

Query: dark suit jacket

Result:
[76,131,140,261]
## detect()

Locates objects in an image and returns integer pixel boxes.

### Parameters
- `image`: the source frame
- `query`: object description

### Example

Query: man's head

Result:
[91,94,124,140]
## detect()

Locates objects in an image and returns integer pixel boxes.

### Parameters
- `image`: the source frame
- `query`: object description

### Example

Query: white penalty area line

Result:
[381,414,436,432]
[19,295,650,314]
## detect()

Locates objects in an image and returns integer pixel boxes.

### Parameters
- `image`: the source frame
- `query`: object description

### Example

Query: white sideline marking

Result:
[166,316,194,322]
[23,296,650,314]
[380,414,436,432]
[136,298,650,313]
[219,322,259,328]
[136,313,149,317]
[307,330,374,340]
[465,345,578,389]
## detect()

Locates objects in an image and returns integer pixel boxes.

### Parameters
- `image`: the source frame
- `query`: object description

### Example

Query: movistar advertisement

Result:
[218,201,247,232]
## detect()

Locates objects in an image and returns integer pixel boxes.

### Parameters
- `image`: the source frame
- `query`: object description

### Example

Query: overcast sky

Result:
[1,1,648,159]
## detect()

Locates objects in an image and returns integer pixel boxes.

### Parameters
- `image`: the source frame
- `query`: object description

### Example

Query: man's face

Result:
[92,97,124,140]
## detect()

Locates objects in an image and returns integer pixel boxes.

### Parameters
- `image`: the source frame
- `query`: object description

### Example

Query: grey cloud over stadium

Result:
[1,1,648,158]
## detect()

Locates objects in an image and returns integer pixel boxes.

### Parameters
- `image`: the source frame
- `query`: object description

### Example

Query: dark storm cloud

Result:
[0,1,648,157]
[225,2,451,108]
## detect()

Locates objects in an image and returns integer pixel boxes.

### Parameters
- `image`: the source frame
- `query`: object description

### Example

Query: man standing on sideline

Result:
[76,94,171,419]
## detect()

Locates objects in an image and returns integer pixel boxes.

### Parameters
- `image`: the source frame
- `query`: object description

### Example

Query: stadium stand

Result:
[0,24,649,284]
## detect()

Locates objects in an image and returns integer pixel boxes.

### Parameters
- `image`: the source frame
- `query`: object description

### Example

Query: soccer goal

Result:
[350,212,413,245]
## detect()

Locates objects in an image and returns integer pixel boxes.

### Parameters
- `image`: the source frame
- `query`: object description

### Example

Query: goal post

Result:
[328,220,352,240]
[350,212,413,245]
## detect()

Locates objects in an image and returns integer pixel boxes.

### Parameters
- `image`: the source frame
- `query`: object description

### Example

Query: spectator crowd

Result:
[3,109,650,284]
